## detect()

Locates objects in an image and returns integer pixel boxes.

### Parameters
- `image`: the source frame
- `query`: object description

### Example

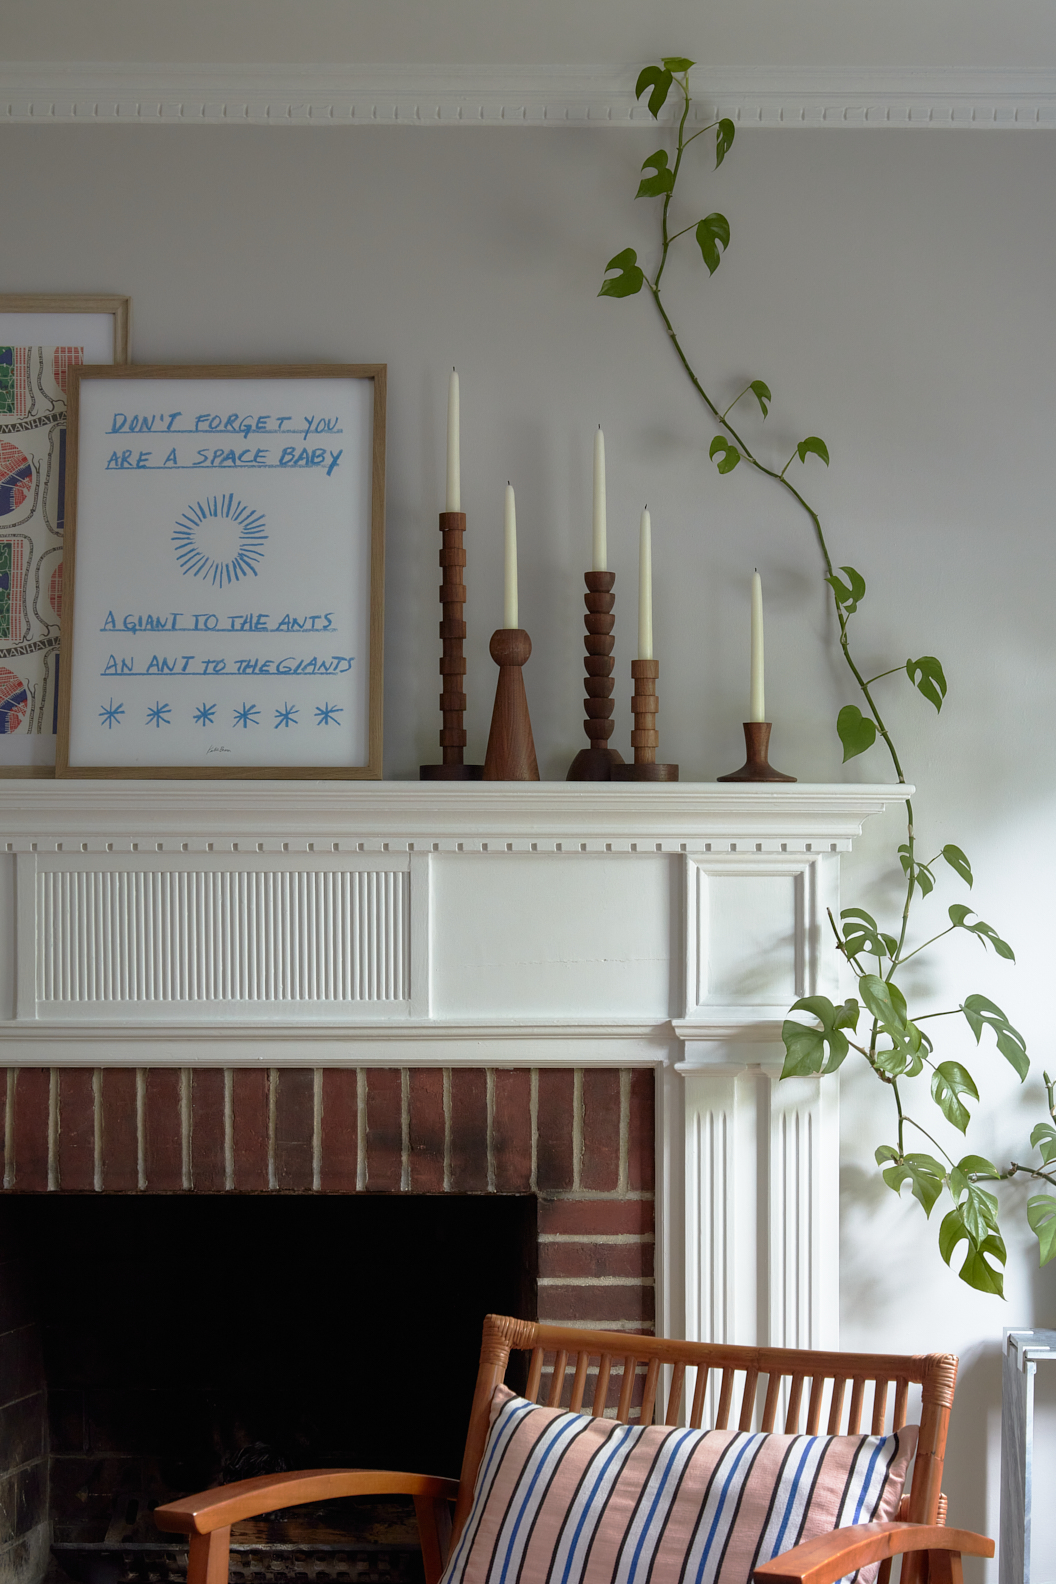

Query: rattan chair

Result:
[155,1315,993,1584]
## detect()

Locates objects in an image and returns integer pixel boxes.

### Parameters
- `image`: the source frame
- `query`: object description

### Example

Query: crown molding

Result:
[1,62,1054,127]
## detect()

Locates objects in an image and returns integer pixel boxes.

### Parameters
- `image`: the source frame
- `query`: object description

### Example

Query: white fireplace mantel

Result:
[0,778,909,1354]
[0,778,907,1057]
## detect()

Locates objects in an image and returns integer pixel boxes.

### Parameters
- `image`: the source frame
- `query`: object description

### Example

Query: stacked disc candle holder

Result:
[612,660,678,782]
[420,510,483,780]
[717,722,796,782]
[483,628,539,780]
[567,571,625,781]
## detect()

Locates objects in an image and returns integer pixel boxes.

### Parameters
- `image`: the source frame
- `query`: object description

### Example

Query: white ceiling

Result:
[5,0,1056,69]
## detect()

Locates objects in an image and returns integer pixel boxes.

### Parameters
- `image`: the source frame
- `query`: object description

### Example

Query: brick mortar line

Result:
[267,1068,278,1191]
[355,1069,367,1191]
[47,1069,59,1192]
[223,1068,234,1191]
[400,1067,410,1192]
[538,1233,654,1243]
[572,1068,583,1192]
[537,1276,655,1286]
[540,1191,654,1201]
[486,1068,496,1194]
[181,1068,193,1190]
[312,1068,323,1192]
[92,1069,102,1193]
[135,1068,146,1191]
[3,1070,13,1189]
[619,1068,630,1195]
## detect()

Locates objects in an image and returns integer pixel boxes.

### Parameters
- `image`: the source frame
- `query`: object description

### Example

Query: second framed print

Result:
[56,364,386,778]
[0,294,130,775]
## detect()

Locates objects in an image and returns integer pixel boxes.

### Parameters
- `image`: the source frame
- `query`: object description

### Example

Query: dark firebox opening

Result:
[2,1194,537,1584]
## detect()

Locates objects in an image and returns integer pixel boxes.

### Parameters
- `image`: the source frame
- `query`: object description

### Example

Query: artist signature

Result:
[206,745,231,754]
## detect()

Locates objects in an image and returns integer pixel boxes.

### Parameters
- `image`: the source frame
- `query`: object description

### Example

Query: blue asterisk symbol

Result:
[274,702,298,728]
[315,702,343,725]
[194,702,217,726]
[146,701,171,728]
[234,702,260,728]
[99,698,124,729]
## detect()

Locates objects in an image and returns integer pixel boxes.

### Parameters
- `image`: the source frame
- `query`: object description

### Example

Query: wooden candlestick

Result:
[717,721,797,782]
[421,510,484,781]
[567,571,625,781]
[483,629,539,780]
[612,658,679,782]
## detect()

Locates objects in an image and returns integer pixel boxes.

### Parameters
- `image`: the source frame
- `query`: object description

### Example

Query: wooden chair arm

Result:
[154,1470,460,1536]
[753,1522,994,1584]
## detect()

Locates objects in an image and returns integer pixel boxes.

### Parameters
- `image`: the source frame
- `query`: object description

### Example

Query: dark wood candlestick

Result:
[612,658,679,782]
[567,570,625,781]
[483,628,539,780]
[421,510,484,781]
[717,721,797,782]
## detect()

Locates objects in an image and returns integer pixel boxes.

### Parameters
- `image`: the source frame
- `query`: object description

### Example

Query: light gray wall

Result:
[5,0,1056,67]
[4,119,1055,1570]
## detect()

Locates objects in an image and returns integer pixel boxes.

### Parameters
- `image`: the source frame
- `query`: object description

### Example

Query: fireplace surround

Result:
[0,779,908,1584]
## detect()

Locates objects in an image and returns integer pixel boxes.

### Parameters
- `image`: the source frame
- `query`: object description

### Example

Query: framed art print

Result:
[0,294,130,775]
[56,364,385,779]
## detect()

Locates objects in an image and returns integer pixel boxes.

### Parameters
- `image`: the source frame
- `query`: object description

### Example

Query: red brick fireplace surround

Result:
[0,1065,655,1327]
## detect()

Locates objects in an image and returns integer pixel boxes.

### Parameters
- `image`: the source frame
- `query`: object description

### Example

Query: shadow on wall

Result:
[943,1343,1001,1584]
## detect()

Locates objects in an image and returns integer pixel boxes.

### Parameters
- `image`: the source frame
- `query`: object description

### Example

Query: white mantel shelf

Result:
[0,780,909,848]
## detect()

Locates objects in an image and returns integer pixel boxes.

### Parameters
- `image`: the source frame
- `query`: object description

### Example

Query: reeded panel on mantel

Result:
[37,867,410,1003]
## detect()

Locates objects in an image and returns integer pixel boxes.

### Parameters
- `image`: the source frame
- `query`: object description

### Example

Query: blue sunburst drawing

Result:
[234,702,260,728]
[172,494,267,587]
[146,701,171,728]
[194,702,217,726]
[315,702,343,725]
[275,702,298,728]
[99,698,124,728]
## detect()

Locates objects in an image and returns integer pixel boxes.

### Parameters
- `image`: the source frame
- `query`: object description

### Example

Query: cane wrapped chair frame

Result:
[156,1316,992,1584]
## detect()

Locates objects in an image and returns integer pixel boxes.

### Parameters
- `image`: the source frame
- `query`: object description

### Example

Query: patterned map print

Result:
[0,540,25,642]
[0,665,28,734]
[0,442,32,516]
[0,344,83,752]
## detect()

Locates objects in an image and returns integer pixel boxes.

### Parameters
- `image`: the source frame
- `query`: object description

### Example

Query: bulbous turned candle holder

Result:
[567,570,625,781]
[420,510,484,781]
[717,721,797,783]
[611,659,679,782]
[483,628,539,780]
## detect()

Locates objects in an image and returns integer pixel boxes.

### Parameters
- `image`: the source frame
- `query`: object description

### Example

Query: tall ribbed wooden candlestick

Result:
[420,510,483,780]
[567,570,625,781]
[612,658,679,782]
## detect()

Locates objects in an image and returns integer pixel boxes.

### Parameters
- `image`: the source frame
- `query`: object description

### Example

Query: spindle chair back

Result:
[453,1316,956,1563]
[157,1315,991,1584]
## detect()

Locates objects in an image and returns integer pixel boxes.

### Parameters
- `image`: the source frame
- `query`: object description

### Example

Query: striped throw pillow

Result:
[442,1385,918,1584]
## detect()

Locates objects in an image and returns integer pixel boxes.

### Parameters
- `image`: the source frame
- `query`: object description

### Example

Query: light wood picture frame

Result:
[56,364,386,779]
[0,294,130,776]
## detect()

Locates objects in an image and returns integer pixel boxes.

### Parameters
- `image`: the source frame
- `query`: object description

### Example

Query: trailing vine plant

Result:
[600,56,1056,1293]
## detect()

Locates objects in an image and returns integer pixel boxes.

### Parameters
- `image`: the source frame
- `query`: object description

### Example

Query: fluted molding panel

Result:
[35,865,410,1007]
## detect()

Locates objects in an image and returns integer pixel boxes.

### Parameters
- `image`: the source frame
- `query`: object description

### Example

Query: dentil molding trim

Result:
[1,63,1055,128]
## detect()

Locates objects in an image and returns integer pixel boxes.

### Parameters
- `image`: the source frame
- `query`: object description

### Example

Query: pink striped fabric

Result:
[442,1386,918,1584]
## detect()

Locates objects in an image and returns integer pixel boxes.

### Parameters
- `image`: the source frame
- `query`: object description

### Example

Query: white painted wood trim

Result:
[679,1049,839,1353]
[0,779,910,848]
[1,63,1053,128]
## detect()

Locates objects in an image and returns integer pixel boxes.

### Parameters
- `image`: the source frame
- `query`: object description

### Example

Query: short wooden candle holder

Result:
[420,510,484,782]
[567,570,625,781]
[611,658,679,782]
[483,628,540,781]
[717,722,797,783]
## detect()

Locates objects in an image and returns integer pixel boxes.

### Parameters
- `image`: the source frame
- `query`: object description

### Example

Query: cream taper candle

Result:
[504,483,518,629]
[749,569,765,722]
[638,507,653,661]
[592,426,607,572]
[446,368,460,513]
